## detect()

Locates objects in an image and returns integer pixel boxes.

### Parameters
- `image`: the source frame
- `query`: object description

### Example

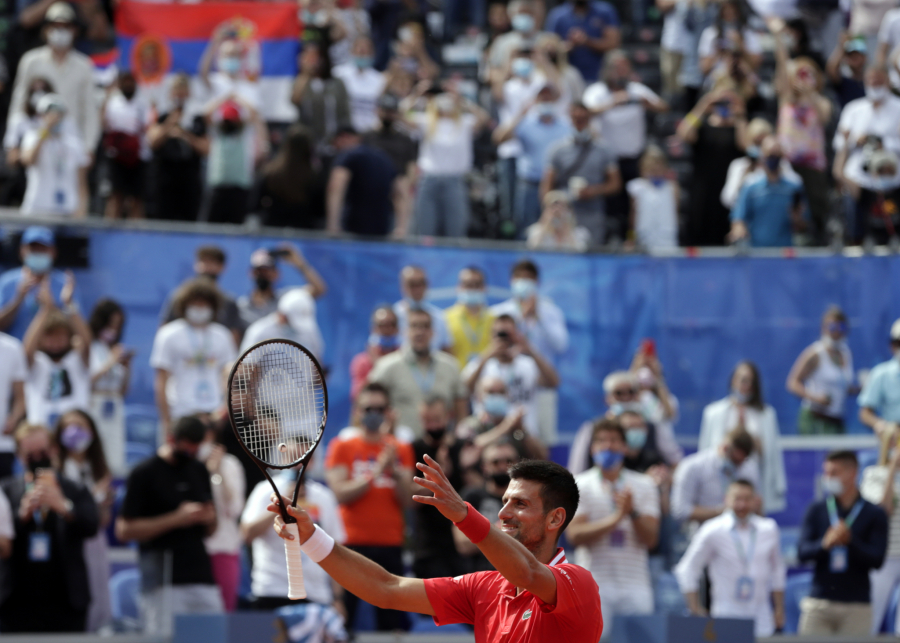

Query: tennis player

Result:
[269,455,602,641]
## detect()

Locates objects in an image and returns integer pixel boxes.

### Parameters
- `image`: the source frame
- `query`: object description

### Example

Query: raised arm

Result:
[281,244,327,298]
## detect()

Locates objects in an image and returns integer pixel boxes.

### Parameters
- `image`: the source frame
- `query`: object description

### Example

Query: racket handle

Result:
[284,523,307,600]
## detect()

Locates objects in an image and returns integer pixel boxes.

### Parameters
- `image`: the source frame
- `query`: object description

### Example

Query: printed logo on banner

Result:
[130,35,171,84]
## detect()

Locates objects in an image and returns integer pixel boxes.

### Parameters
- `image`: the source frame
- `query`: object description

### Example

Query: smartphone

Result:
[268,248,291,258]
[641,338,656,358]
[496,330,511,341]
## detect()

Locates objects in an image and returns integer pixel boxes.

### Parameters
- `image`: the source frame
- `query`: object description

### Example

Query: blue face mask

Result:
[511,278,537,300]
[404,296,423,311]
[220,56,241,75]
[457,289,486,307]
[593,449,624,470]
[763,155,781,173]
[24,252,52,274]
[625,428,648,450]
[822,475,844,496]
[483,394,509,417]
[511,57,534,78]
[746,145,761,160]
[511,13,535,32]
[354,55,373,69]
[649,177,666,188]
[369,333,399,351]
[609,401,643,417]
[536,103,556,119]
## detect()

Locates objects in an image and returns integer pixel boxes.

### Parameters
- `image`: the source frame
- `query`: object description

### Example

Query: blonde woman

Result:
[401,83,490,237]
[860,429,900,634]
[525,190,590,250]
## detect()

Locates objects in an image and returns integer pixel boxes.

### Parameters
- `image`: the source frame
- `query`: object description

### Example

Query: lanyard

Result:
[730,522,756,569]
[410,360,436,393]
[827,495,864,528]
[188,326,210,368]
[459,310,487,352]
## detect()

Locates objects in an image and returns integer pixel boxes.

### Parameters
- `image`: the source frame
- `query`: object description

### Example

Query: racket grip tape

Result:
[284,523,307,600]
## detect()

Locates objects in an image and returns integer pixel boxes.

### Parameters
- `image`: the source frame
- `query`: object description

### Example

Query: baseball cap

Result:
[220,101,242,122]
[278,289,316,335]
[36,93,66,116]
[891,319,900,341]
[844,38,867,54]
[45,2,76,24]
[250,249,275,268]
[22,226,55,247]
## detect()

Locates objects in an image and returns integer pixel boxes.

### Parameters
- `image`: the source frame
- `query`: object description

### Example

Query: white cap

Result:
[278,288,316,335]
[36,93,66,115]
[891,318,900,341]
[45,2,76,23]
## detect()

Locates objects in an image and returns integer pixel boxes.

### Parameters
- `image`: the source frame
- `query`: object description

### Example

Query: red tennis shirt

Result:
[423,548,603,642]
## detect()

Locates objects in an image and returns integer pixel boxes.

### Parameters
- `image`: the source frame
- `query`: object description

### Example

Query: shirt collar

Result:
[402,345,432,363]
[549,547,567,566]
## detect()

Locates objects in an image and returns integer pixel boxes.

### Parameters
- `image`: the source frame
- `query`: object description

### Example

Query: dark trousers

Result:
[203,185,250,224]
[344,545,410,633]
[606,155,640,241]
[0,602,86,632]
[0,453,15,479]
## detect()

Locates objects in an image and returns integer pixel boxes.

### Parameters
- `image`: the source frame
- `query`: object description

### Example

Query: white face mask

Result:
[47,27,73,50]
[822,475,844,496]
[197,442,214,461]
[185,305,213,325]
[867,85,888,103]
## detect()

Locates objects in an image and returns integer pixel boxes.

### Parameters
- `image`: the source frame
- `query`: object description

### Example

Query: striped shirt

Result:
[670,449,760,522]
[573,467,660,591]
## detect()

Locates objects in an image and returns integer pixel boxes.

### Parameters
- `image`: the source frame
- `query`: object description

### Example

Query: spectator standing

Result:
[241,289,325,361]
[3,77,55,206]
[720,118,801,209]
[728,136,808,247]
[487,1,542,82]
[393,265,450,353]
[445,267,495,370]
[849,0,896,56]
[147,74,208,222]
[368,309,468,436]
[676,87,747,246]
[257,125,324,229]
[326,126,404,236]
[237,246,326,329]
[674,479,786,636]
[291,41,351,152]
[116,417,222,635]
[350,305,399,402]
[797,451,888,635]
[19,94,88,217]
[101,70,149,220]
[827,34,867,110]
[241,469,345,610]
[631,350,683,465]
[657,0,689,100]
[540,101,621,243]
[568,419,660,633]
[87,298,130,478]
[526,191,591,251]
[859,318,900,437]
[323,383,413,635]
[199,28,261,111]
[362,94,418,224]
[23,277,90,428]
[786,306,855,435]
[545,0,621,83]
[150,279,237,435]
[676,0,718,108]
[698,361,786,514]
[0,423,99,632]
[0,487,10,558]
[627,145,679,250]
[697,0,762,81]
[332,37,386,133]
[56,410,113,633]
[0,331,26,478]
[670,427,759,527]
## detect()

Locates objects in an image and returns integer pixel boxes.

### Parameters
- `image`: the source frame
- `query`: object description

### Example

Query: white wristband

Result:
[299,525,335,563]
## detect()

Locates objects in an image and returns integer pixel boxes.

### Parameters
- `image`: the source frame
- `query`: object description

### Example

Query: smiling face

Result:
[498,478,554,551]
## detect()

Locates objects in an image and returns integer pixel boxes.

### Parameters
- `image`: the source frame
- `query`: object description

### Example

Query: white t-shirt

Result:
[413,113,478,176]
[463,355,540,435]
[149,320,237,420]
[20,126,89,216]
[104,91,150,161]
[0,486,12,540]
[498,75,546,159]
[26,350,91,427]
[207,73,261,112]
[878,7,900,48]
[240,312,324,361]
[582,81,660,158]
[833,95,900,154]
[90,340,127,395]
[332,64,386,133]
[0,333,26,453]
[626,178,678,250]
[241,475,345,604]
[697,26,762,59]
[205,452,246,555]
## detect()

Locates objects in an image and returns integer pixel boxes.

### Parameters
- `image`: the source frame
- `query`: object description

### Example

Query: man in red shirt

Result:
[270,456,602,642]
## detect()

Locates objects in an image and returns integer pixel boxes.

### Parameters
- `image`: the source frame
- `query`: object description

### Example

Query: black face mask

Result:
[425,427,447,443]
[27,452,53,476]
[490,472,511,487]
[122,87,136,100]
[172,450,195,467]
[43,347,70,362]
[362,411,384,432]
[381,117,395,131]
[255,274,272,291]
[199,272,219,282]
[220,120,243,135]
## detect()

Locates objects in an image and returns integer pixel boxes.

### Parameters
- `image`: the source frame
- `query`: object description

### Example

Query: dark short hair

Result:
[509,460,580,535]
[823,305,848,325]
[360,382,391,406]
[494,313,517,327]
[729,478,756,492]
[174,278,221,319]
[591,417,626,443]
[826,450,859,468]
[570,101,589,111]
[421,393,447,411]
[725,427,755,457]
[511,259,539,280]
[461,265,486,281]
[172,416,207,444]
[408,308,432,327]
[88,298,124,341]
[196,245,226,264]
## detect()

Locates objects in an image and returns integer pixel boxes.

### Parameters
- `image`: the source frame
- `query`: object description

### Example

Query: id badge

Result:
[609,529,626,547]
[102,399,116,419]
[29,532,50,562]
[830,546,848,573]
[735,576,755,602]
[54,190,65,206]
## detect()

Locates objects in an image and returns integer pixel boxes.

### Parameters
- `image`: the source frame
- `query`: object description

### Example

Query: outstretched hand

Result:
[412,454,468,523]
[267,494,316,543]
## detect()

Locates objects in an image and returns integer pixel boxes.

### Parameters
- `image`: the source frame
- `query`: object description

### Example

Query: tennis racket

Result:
[226,339,328,600]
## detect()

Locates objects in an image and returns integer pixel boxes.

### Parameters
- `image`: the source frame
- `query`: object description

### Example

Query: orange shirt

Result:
[324,435,415,546]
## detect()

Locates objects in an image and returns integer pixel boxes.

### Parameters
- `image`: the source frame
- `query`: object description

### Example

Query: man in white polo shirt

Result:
[568,417,660,637]
[240,288,324,360]
[674,479,786,636]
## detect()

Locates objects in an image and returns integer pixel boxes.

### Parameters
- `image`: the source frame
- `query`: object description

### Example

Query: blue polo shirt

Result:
[858,358,900,422]
[545,1,620,82]
[0,268,78,339]
[514,115,573,182]
[730,175,806,247]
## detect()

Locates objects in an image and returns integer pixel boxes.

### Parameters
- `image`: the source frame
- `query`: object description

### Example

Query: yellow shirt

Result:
[445,304,495,369]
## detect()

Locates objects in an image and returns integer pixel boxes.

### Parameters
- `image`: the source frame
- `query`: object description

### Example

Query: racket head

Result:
[226,339,328,471]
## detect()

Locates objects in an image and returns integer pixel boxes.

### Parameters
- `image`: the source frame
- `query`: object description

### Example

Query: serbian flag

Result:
[115,1,299,121]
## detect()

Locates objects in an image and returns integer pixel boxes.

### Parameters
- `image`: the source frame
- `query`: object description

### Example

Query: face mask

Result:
[731,389,749,404]
[24,252,52,274]
[197,442,213,461]
[172,449,195,467]
[593,449,624,470]
[511,14,534,32]
[822,475,844,496]
[29,90,47,109]
[43,347,70,362]
[99,327,117,344]
[626,428,648,450]
[185,306,213,325]
[483,394,509,417]
[511,278,537,300]
[425,427,446,442]
[873,176,896,193]
[458,289,486,307]
[369,333,400,351]
[821,334,846,350]
[199,271,219,282]
[47,27,73,50]
[255,274,272,291]
[27,452,53,475]
[511,57,534,78]
[746,144,760,160]
[61,424,93,454]
[435,94,455,114]
[609,401,643,416]
[763,155,781,172]
[536,103,556,119]
[649,177,666,188]
[121,86,136,101]
[220,56,241,75]
[354,56,373,69]
[574,130,593,144]
[361,411,384,432]
[867,85,888,102]
[490,471,511,487]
